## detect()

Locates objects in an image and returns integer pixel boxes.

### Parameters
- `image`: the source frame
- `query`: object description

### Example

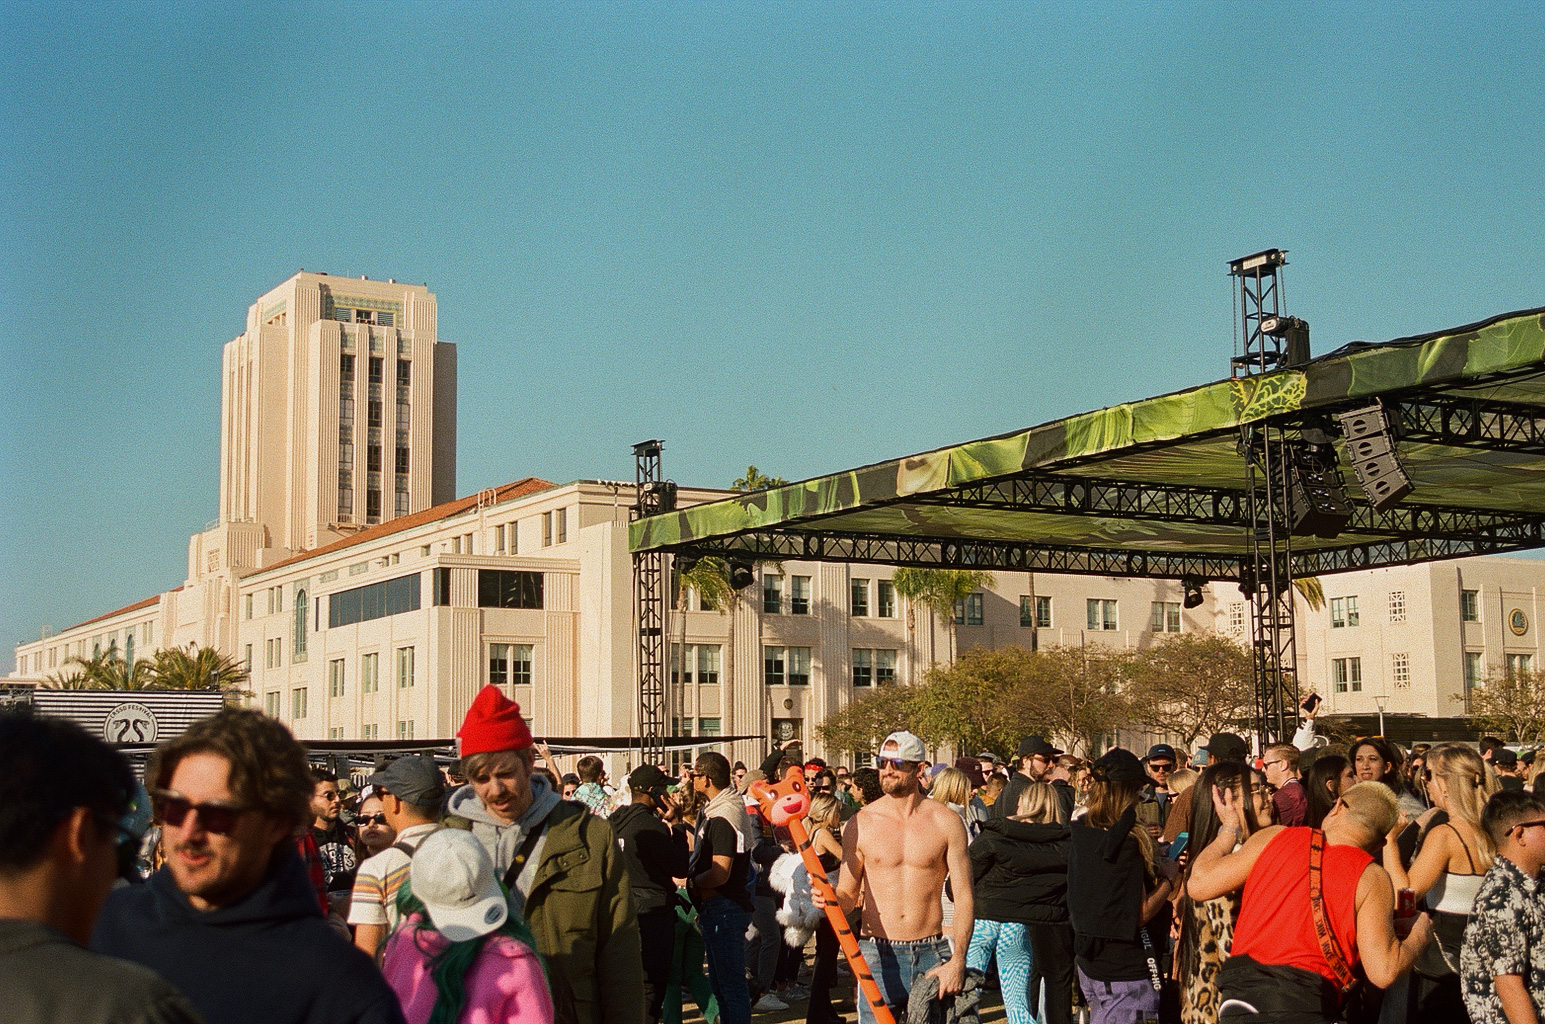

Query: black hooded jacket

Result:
[92,849,404,1024]
[609,801,689,916]
[969,817,1070,925]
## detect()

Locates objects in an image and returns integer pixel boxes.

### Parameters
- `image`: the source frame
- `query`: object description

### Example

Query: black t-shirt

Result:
[692,814,753,911]
[311,823,357,893]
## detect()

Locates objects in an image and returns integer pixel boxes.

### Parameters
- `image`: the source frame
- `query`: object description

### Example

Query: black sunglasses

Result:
[875,757,916,771]
[356,813,388,827]
[153,790,249,836]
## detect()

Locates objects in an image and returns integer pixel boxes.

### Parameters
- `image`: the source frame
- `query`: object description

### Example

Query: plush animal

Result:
[749,766,897,1024]
[767,851,822,947]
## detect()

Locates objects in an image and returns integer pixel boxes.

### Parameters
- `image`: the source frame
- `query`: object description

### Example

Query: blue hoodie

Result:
[92,849,405,1024]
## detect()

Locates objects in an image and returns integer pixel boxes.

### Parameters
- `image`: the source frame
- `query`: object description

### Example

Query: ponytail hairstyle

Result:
[1427,743,1498,870]
[395,877,547,1024]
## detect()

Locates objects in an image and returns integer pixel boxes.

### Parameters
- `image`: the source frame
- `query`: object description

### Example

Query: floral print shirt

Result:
[1460,855,1545,1024]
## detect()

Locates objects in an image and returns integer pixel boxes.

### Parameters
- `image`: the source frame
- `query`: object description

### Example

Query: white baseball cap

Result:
[411,829,509,942]
[877,731,928,763]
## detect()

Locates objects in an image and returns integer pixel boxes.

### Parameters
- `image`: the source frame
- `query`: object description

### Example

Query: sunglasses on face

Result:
[153,790,249,836]
[875,757,916,771]
[1149,763,1174,772]
[356,813,388,827]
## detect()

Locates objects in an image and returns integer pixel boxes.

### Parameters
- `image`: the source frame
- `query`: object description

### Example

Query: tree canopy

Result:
[42,643,250,699]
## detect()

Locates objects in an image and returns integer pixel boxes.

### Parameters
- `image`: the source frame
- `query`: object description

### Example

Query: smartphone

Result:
[1301,693,1322,714]
[1168,832,1190,861]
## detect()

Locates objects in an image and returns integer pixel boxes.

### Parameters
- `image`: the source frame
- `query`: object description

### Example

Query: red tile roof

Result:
[55,588,183,635]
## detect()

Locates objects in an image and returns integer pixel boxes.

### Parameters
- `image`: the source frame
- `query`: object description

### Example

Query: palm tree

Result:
[732,466,787,492]
[673,557,738,738]
[891,568,997,664]
[42,649,155,691]
[146,644,251,701]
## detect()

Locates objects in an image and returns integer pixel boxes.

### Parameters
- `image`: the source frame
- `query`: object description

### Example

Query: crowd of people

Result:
[5,691,1545,1024]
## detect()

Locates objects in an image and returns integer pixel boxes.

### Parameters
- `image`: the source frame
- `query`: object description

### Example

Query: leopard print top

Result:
[1181,893,1240,1024]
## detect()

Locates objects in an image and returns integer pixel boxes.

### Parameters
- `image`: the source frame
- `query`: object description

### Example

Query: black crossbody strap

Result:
[1309,829,1357,995]
[502,822,548,890]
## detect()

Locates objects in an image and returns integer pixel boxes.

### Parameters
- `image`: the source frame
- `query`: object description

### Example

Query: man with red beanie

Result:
[445,685,642,1024]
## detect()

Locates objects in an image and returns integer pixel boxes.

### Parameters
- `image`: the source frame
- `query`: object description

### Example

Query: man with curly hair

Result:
[92,709,403,1024]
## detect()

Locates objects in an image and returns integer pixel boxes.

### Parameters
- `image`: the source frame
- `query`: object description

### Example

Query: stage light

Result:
[1261,315,1311,367]
[1182,577,1205,609]
[728,559,756,590]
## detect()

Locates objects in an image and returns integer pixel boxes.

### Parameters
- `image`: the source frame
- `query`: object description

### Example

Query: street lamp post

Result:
[1374,693,1388,737]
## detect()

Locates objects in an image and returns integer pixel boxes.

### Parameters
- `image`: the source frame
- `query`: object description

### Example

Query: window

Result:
[477,570,543,609]
[265,691,279,717]
[698,718,721,737]
[1392,652,1410,688]
[264,637,283,669]
[697,645,720,685]
[555,508,567,544]
[1228,603,1247,635]
[490,644,510,687]
[244,644,253,672]
[851,579,869,617]
[398,647,414,688]
[489,644,534,687]
[1087,599,1118,631]
[765,646,814,685]
[1332,657,1362,694]
[1461,589,1480,622]
[542,512,553,546]
[433,567,452,606]
[698,588,718,612]
[362,652,379,694]
[876,648,897,685]
[763,575,783,614]
[329,659,346,697]
[1464,651,1484,694]
[1388,590,1406,623]
[244,593,253,620]
[1019,596,1034,627]
[853,648,872,687]
[1035,595,1052,628]
[510,645,533,686]
[361,723,379,740]
[791,577,811,615]
[1150,601,1181,633]
[292,687,308,719]
[1507,653,1534,679]
[788,646,811,685]
[1330,596,1360,628]
[671,644,693,686]
[951,593,984,626]
[293,589,308,656]
[398,720,415,740]
[877,580,896,618]
[329,573,421,627]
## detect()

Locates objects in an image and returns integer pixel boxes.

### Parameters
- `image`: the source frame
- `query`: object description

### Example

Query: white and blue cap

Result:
[411,828,509,941]
[877,730,928,764]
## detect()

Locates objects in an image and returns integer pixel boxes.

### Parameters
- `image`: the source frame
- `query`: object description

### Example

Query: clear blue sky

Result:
[3,2,1542,672]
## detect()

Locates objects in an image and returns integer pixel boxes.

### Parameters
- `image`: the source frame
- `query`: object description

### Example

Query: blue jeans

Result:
[967,920,1036,1024]
[699,897,753,1024]
[857,935,953,1024]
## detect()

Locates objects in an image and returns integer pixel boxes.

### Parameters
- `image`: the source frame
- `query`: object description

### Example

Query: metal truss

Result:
[1392,396,1545,455]
[672,529,1243,581]
[1294,527,1545,576]
[910,474,1248,527]
[1344,504,1545,541]
[632,442,669,762]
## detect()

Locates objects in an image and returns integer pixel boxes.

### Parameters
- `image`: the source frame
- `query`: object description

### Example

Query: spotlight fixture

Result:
[1182,577,1206,609]
[1261,315,1311,367]
[728,559,756,590]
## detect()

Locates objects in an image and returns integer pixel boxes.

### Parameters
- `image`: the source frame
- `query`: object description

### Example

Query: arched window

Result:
[294,589,308,657]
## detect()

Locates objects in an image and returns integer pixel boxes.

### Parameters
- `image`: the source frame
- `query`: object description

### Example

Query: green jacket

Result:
[449,801,642,1024]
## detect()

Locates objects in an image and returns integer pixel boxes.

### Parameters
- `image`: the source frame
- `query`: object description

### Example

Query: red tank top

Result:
[1231,827,1372,984]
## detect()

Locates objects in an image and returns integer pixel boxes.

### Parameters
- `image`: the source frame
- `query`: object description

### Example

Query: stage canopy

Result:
[631,308,1545,580]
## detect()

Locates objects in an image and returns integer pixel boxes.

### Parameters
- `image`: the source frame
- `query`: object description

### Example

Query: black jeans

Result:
[640,907,678,1024]
[1027,921,1075,1024]
[806,917,841,1024]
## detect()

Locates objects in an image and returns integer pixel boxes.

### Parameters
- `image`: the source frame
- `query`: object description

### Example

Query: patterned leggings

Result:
[967,919,1037,1024]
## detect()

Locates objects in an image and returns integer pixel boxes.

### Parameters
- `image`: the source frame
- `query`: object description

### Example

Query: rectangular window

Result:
[1392,652,1410,688]
[265,691,279,717]
[244,593,253,620]
[670,643,693,686]
[292,687,308,719]
[1019,595,1034,628]
[698,588,717,612]
[698,718,721,737]
[1507,653,1534,679]
[853,648,873,687]
[1087,599,1118,631]
[542,512,552,546]
[1330,596,1361,628]
[477,569,543,609]
[764,646,785,686]
[1464,651,1484,694]
[510,645,533,687]
[851,579,869,617]
[244,644,253,672]
[789,646,811,686]
[763,575,783,614]
[953,593,984,626]
[329,658,346,697]
[791,576,811,615]
[398,646,414,688]
[1228,603,1247,635]
[396,359,410,384]
[876,648,897,685]
[1036,595,1052,628]
[1388,590,1406,623]
[494,523,506,552]
[1332,657,1362,694]
[433,567,452,606]
[490,643,510,687]
[329,573,422,627]
[877,579,896,618]
[1461,589,1480,622]
[398,720,415,740]
[362,653,378,694]
[362,723,378,740]
[555,508,567,544]
[1151,601,1181,633]
[697,645,720,685]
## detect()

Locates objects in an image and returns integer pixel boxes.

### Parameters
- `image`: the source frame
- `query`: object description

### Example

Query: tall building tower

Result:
[217,272,457,554]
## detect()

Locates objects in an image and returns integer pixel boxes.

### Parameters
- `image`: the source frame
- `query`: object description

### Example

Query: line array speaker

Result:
[1273,441,1353,538]
[1338,404,1413,511]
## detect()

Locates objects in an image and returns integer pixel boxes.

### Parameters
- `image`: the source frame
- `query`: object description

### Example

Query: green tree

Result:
[732,466,787,492]
[1456,667,1545,744]
[1123,633,1256,748]
[146,644,251,700]
[816,683,922,760]
[42,648,154,691]
[891,568,997,663]
[673,557,739,736]
[1003,644,1131,757]
[909,648,1034,758]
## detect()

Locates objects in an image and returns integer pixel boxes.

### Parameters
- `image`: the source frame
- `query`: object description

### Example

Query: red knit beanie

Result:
[458,686,534,756]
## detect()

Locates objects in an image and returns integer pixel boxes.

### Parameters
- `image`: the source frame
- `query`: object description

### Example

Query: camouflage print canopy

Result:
[631,307,1545,580]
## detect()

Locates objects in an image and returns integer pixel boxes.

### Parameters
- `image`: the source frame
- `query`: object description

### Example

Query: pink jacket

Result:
[383,915,555,1024]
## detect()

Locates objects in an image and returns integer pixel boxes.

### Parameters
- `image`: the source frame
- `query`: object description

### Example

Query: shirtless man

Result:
[824,730,974,1024]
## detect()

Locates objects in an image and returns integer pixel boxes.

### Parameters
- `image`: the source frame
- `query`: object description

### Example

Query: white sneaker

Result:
[755,994,790,1012]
